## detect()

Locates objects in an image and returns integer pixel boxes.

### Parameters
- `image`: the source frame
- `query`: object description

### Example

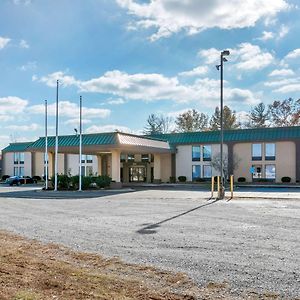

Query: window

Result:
[13,153,19,164]
[203,165,212,178]
[252,144,262,160]
[14,167,18,176]
[19,167,24,177]
[192,146,201,161]
[252,165,262,179]
[86,155,93,163]
[44,153,49,164]
[192,165,201,180]
[127,154,135,162]
[203,145,212,161]
[141,154,149,162]
[120,153,126,162]
[265,143,276,160]
[81,166,85,176]
[19,153,25,164]
[81,155,85,164]
[86,166,93,176]
[265,165,276,179]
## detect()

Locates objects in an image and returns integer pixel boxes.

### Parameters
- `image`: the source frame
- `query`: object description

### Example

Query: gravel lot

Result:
[0,187,299,298]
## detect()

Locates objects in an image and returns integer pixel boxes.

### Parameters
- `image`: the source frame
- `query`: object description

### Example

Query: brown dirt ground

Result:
[0,230,290,300]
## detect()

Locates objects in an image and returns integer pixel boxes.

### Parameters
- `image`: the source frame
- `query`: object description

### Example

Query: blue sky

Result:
[1,0,300,149]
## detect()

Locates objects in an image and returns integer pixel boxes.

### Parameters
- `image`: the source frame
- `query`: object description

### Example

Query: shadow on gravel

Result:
[0,188,135,200]
[137,199,219,235]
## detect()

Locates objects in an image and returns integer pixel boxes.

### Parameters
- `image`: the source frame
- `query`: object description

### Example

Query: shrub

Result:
[178,176,187,182]
[194,177,207,182]
[2,175,10,181]
[57,174,70,189]
[281,176,291,183]
[237,177,246,182]
[82,176,92,190]
[32,175,42,181]
[169,176,176,183]
[95,175,111,188]
[70,175,79,189]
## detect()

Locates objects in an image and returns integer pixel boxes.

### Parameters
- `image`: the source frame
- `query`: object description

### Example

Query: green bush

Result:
[58,174,70,189]
[237,177,246,182]
[281,176,291,183]
[169,176,176,183]
[95,175,112,188]
[178,176,187,182]
[2,175,10,181]
[82,176,92,190]
[70,175,79,189]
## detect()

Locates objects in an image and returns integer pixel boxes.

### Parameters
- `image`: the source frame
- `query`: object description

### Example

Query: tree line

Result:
[144,98,300,134]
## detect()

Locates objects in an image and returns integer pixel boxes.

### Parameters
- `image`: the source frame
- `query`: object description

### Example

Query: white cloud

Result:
[5,123,39,131]
[233,43,274,70]
[268,68,294,77]
[33,71,79,87]
[278,24,289,39]
[117,0,289,40]
[236,111,250,124]
[274,83,300,93]
[85,124,132,134]
[29,100,111,119]
[225,88,260,105]
[107,98,125,105]
[79,70,199,103]
[284,48,300,60]
[264,77,300,87]
[19,61,37,71]
[178,66,208,77]
[0,37,10,49]
[257,31,274,41]
[0,96,28,116]
[19,39,29,49]
[198,43,274,70]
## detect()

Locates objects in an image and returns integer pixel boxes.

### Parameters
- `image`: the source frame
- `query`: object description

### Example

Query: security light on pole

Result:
[216,50,230,199]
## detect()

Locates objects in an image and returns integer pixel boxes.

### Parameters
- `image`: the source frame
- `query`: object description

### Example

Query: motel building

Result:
[2,126,300,184]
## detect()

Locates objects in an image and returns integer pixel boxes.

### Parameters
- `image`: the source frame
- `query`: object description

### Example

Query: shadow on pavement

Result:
[0,188,135,199]
[136,199,219,235]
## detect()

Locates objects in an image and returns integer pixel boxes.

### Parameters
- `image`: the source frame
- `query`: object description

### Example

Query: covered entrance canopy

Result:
[28,132,173,183]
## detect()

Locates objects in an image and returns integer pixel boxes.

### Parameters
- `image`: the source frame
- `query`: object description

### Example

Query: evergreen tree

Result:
[248,102,270,128]
[209,106,240,130]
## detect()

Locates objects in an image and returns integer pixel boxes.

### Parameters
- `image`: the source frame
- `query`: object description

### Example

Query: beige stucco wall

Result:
[276,141,296,182]
[3,152,32,176]
[34,152,44,177]
[233,141,296,183]
[160,153,172,182]
[175,144,228,181]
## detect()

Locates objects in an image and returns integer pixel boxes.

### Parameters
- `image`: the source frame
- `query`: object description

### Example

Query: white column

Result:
[111,150,120,182]
[154,154,161,182]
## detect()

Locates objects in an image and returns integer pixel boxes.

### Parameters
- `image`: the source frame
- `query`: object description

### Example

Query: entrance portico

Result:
[28,132,172,184]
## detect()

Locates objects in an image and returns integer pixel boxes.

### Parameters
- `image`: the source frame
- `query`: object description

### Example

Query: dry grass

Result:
[0,231,292,300]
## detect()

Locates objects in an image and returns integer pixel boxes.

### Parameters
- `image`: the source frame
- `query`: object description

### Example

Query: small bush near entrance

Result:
[50,175,112,190]
[32,175,42,181]
[281,176,291,183]
[237,177,246,182]
[169,176,176,183]
[178,176,187,182]
[2,175,10,181]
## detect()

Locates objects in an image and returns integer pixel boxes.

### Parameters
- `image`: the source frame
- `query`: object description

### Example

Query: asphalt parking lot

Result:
[0,186,299,298]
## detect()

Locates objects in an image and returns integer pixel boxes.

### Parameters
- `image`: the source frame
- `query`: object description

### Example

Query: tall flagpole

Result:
[45,100,48,190]
[79,95,82,191]
[54,80,59,191]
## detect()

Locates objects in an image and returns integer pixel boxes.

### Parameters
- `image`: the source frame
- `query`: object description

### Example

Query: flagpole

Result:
[45,99,48,190]
[54,80,59,191]
[79,95,82,191]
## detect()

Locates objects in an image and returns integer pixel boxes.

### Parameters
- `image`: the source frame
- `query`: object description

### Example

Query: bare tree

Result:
[209,106,240,130]
[144,114,173,134]
[248,102,270,128]
[175,109,208,132]
[211,152,240,179]
[268,98,300,127]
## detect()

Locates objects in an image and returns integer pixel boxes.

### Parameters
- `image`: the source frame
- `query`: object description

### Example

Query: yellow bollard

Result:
[211,176,215,199]
[230,175,234,199]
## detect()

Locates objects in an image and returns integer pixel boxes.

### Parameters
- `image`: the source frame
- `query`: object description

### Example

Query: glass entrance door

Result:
[129,167,146,182]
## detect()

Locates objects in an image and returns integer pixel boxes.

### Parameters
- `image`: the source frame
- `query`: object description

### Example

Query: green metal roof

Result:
[2,142,33,152]
[29,132,118,149]
[149,126,300,145]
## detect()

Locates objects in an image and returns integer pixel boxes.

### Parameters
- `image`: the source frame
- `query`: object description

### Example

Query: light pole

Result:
[45,99,48,190]
[54,79,59,191]
[79,95,82,191]
[216,50,230,199]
